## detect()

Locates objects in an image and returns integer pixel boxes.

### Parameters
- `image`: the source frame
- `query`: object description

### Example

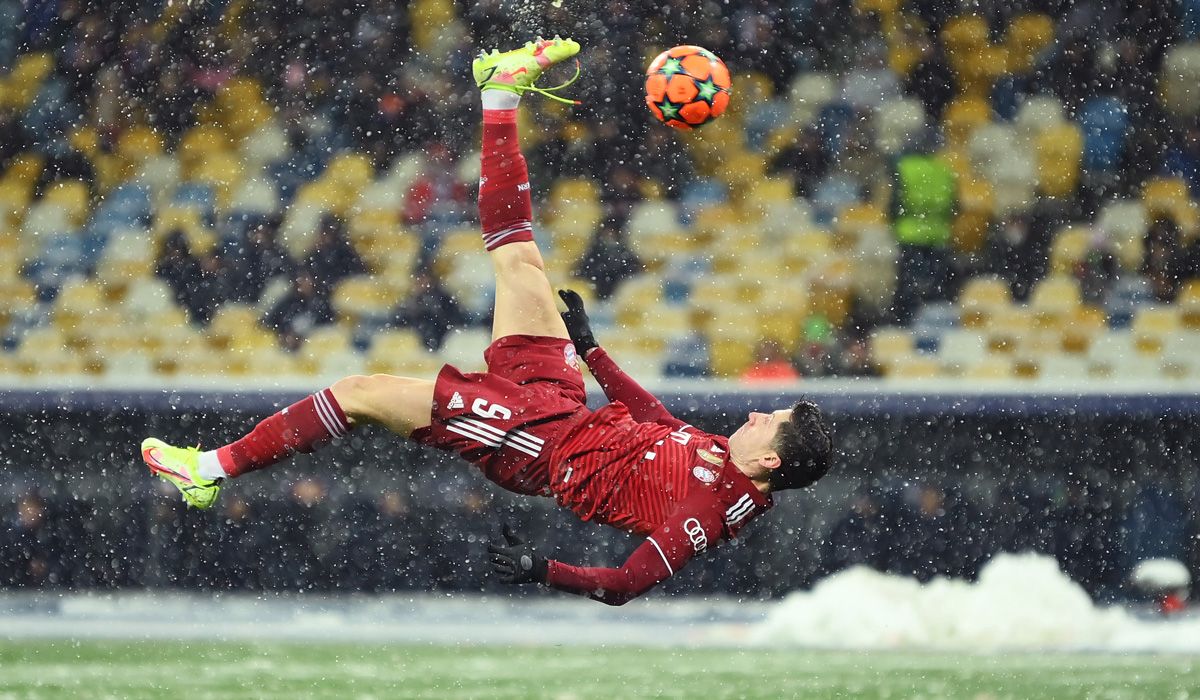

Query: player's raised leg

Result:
[142,374,434,508]
[473,38,580,341]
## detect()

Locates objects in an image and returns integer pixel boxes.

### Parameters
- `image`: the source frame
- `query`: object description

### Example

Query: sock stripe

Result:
[483,222,533,249]
[314,390,347,437]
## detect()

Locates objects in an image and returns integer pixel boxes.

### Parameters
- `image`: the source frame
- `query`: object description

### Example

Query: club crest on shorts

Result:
[564,343,578,369]
[692,465,718,484]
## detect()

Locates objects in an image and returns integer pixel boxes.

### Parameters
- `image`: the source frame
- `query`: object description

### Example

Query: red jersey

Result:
[414,335,773,606]
[544,348,772,605]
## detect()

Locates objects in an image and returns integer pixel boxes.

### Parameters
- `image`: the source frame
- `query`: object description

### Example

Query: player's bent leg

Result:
[329,374,435,437]
[489,241,569,341]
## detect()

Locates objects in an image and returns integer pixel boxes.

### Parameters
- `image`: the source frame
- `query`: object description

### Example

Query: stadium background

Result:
[2,0,1200,629]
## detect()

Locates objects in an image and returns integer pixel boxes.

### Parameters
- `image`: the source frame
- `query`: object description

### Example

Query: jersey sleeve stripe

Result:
[647,536,674,575]
[725,494,752,517]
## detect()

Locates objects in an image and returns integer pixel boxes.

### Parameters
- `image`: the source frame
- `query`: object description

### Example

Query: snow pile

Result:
[753,553,1200,652]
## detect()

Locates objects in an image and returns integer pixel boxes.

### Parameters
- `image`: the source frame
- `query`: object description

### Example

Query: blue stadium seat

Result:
[1183,0,1200,39]
[171,182,217,225]
[817,102,856,156]
[1080,96,1129,173]
[89,184,153,237]
[678,178,727,224]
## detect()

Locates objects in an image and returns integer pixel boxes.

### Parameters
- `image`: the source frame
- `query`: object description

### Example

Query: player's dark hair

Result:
[768,400,833,492]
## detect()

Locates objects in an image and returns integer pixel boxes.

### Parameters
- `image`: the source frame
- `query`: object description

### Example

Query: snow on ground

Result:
[753,552,1200,653]
[3,554,1198,652]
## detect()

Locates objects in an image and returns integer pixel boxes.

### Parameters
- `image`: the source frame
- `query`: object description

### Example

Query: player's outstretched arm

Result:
[558,289,680,427]
[488,502,718,606]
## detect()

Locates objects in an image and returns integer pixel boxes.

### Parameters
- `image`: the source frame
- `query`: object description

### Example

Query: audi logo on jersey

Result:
[683,517,708,553]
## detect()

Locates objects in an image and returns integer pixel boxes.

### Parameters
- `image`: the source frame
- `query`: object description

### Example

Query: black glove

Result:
[487,523,548,585]
[558,288,598,357]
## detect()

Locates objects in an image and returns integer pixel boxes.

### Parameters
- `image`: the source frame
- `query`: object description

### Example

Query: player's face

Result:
[728,409,791,463]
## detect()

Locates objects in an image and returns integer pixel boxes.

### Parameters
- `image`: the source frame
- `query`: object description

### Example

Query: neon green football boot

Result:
[141,437,222,509]
[473,36,582,104]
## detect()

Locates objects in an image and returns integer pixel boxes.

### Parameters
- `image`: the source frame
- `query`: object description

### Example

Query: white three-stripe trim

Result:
[445,417,543,458]
[725,494,755,525]
[647,536,673,575]
[314,391,348,437]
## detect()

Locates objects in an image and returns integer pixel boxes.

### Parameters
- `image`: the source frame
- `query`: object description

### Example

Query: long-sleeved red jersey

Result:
[414,336,772,606]
[542,348,772,605]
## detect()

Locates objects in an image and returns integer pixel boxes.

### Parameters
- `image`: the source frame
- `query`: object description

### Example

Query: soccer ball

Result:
[644,45,732,130]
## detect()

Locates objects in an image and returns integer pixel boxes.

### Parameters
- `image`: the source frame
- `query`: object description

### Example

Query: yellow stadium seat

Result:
[943,98,992,147]
[1059,306,1107,354]
[886,355,941,379]
[1005,13,1055,73]
[1142,177,1189,217]
[117,125,165,164]
[1179,280,1200,330]
[710,337,755,377]
[7,52,54,110]
[941,15,989,52]
[1048,226,1091,275]
[1131,307,1181,356]
[366,328,441,375]
[1036,124,1083,198]
[985,307,1032,354]
[332,275,397,324]
[42,180,91,227]
[958,276,1012,327]
[54,278,105,328]
[964,356,1015,380]
[870,327,914,366]
[1030,275,1082,319]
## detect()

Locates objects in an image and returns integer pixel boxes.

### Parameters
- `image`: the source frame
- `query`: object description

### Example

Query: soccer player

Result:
[141,38,833,606]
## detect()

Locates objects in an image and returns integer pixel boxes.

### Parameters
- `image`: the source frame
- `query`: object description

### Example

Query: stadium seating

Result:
[1,5,1197,386]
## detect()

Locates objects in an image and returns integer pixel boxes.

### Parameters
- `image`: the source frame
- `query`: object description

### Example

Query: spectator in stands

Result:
[834,336,881,378]
[902,30,954,122]
[793,315,838,377]
[403,141,468,229]
[740,339,800,383]
[0,494,59,587]
[637,126,696,200]
[1142,216,1186,302]
[304,214,367,287]
[888,127,956,324]
[1165,120,1200,200]
[223,215,295,304]
[663,327,712,378]
[572,224,642,301]
[768,126,829,198]
[155,228,224,325]
[822,487,885,575]
[1053,477,1125,600]
[262,268,336,350]
[1074,231,1119,305]
[389,269,465,351]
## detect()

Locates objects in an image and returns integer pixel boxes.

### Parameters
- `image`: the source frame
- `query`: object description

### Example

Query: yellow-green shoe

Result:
[141,437,222,509]
[472,36,582,104]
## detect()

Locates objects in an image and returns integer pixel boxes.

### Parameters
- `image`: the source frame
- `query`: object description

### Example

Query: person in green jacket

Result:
[888,126,957,324]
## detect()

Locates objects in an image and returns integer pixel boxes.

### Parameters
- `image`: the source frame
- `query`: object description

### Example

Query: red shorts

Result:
[411,335,589,496]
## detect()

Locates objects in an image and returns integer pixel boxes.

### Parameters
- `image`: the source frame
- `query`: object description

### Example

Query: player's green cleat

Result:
[141,437,222,509]
[473,36,582,104]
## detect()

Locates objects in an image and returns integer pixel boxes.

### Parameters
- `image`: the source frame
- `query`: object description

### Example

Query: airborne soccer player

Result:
[141,38,833,605]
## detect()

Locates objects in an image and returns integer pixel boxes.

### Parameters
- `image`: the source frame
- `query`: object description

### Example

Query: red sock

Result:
[479,108,534,250]
[216,389,350,478]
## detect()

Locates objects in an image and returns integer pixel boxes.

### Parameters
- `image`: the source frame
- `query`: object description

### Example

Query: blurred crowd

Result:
[5,0,1200,380]
[2,471,1193,602]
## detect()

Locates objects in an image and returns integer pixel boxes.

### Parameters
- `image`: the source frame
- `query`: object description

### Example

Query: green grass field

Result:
[0,641,1196,699]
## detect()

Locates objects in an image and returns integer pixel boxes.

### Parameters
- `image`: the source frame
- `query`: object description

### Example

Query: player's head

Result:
[728,400,832,492]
